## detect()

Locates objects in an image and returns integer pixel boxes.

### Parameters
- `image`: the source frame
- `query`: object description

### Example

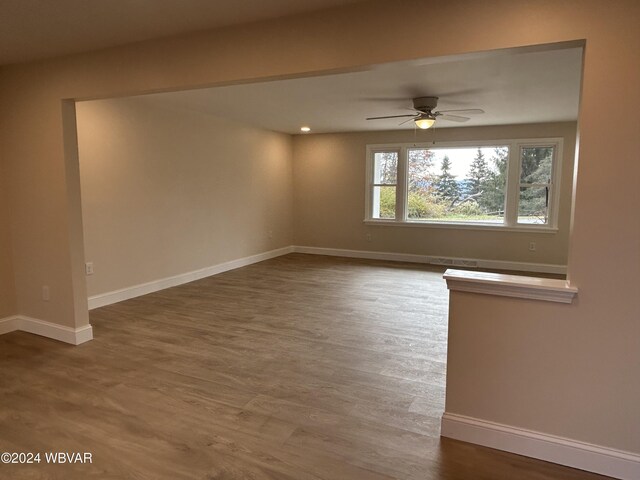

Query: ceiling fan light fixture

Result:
[414,116,436,129]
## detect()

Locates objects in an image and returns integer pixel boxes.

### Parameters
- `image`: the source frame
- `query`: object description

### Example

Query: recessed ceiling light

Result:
[300,126,311,132]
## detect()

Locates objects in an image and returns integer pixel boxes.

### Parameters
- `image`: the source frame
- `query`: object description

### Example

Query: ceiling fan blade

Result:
[438,114,470,122]
[398,117,418,125]
[436,108,485,115]
[366,114,417,120]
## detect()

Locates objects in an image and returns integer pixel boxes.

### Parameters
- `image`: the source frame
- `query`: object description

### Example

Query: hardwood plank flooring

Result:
[0,253,607,479]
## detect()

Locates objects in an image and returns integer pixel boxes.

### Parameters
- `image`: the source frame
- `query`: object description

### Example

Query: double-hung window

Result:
[371,150,400,219]
[365,138,562,230]
[517,145,556,224]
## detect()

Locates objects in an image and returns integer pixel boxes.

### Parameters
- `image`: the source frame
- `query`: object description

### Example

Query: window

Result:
[518,146,555,225]
[366,139,562,229]
[405,146,508,223]
[371,151,399,219]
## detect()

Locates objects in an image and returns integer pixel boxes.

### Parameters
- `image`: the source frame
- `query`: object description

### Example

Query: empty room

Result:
[0,1,638,480]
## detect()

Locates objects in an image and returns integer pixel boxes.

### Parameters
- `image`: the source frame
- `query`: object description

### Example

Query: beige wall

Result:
[0,155,16,317]
[446,291,639,454]
[76,97,293,297]
[293,122,576,266]
[443,7,640,456]
[0,0,638,459]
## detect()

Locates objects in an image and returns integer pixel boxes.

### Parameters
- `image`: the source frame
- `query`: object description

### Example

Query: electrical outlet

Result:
[365,233,372,242]
[268,230,273,239]
[529,242,536,252]
[85,262,94,275]
[42,286,50,301]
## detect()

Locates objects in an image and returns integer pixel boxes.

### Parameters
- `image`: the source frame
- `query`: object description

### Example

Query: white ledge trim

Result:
[443,268,577,303]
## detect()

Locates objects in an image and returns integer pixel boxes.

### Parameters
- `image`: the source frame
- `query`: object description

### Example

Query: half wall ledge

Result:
[443,269,578,304]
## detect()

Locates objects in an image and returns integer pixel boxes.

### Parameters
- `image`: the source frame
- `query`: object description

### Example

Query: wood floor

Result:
[0,254,607,479]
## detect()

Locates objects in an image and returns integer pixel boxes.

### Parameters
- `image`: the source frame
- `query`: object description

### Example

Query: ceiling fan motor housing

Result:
[413,96,439,112]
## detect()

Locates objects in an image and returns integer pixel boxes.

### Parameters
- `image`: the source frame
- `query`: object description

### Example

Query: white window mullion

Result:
[549,144,561,228]
[397,146,407,221]
[504,142,519,227]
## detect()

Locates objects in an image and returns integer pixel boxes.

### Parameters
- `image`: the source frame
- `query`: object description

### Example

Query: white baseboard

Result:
[292,246,567,275]
[0,316,19,335]
[88,246,294,310]
[0,315,93,345]
[294,245,435,264]
[441,413,640,480]
[88,245,564,310]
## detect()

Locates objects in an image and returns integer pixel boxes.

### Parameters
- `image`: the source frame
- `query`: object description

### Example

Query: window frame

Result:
[365,138,563,232]
[368,148,402,220]
[515,143,561,227]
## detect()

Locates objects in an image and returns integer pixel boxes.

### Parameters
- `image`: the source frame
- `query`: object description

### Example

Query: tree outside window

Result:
[367,139,560,229]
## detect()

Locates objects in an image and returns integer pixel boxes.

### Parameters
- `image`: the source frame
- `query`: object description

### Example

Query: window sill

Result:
[363,219,559,233]
[443,269,577,303]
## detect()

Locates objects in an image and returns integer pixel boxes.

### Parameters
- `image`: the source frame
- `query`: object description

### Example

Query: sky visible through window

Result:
[428,147,502,178]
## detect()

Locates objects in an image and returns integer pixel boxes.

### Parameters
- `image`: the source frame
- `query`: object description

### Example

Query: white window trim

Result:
[365,138,563,232]
[514,141,563,229]
[366,148,401,220]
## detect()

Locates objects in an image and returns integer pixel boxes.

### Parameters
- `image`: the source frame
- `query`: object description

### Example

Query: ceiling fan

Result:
[366,96,484,129]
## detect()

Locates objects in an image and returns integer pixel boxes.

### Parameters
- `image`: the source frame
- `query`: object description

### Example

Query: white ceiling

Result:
[0,0,363,66]
[136,46,583,134]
